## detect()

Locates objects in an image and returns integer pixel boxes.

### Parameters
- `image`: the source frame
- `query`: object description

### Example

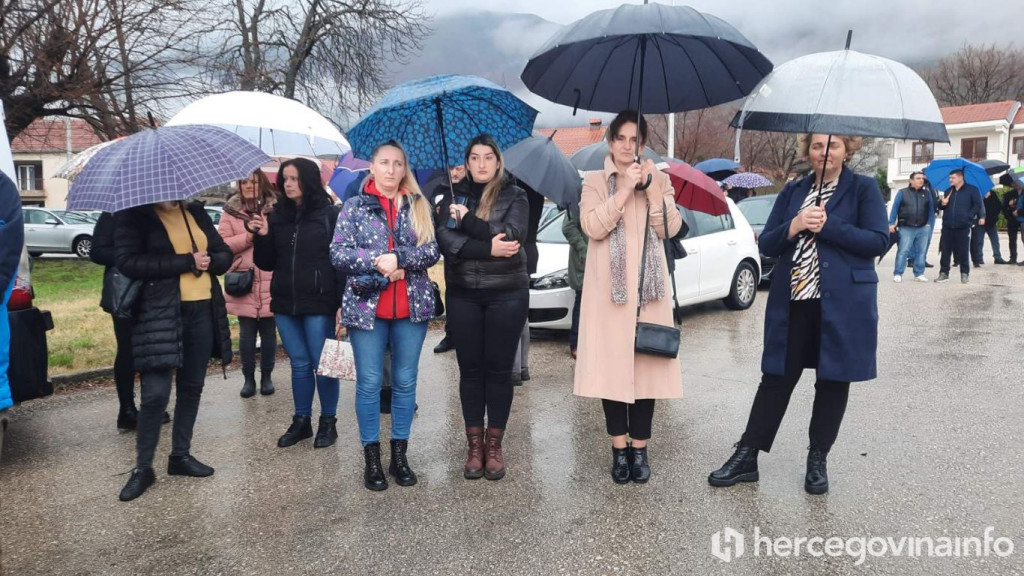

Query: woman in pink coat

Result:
[574,111,684,485]
[218,171,278,398]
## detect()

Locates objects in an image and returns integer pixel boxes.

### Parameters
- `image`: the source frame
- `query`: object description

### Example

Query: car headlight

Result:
[532,269,569,290]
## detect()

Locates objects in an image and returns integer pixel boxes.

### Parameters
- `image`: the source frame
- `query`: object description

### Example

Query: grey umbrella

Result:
[503,132,582,210]
[978,159,1011,175]
[570,141,663,172]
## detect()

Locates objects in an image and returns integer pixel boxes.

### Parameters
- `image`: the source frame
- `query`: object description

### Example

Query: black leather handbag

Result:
[431,281,445,317]
[224,268,254,296]
[100,266,142,319]
[634,207,681,358]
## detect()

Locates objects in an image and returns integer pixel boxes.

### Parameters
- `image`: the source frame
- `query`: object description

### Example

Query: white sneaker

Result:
[893,275,902,283]
[914,275,930,282]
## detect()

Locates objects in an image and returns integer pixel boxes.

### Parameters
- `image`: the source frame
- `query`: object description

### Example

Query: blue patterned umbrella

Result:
[347,75,538,172]
[724,172,772,189]
[67,125,271,212]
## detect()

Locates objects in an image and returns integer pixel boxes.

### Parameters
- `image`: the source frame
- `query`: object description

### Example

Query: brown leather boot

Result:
[464,427,485,479]
[484,427,506,480]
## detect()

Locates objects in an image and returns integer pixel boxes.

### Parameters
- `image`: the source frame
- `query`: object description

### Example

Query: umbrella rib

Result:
[573,37,635,112]
[650,36,672,111]
[660,35,713,108]
[544,37,621,109]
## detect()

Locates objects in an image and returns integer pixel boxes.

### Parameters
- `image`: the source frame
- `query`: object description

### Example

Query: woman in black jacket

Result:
[114,201,233,501]
[436,134,529,481]
[251,158,343,450]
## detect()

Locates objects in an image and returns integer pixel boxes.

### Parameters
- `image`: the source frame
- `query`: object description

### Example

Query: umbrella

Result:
[53,138,124,181]
[924,158,992,197]
[327,167,367,200]
[694,158,741,180]
[977,159,1011,175]
[724,172,772,189]
[522,2,771,187]
[1002,166,1024,188]
[347,74,537,188]
[166,91,350,157]
[503,132,582,209]
[662,160,729,216]
[67,125,272,212]
[570,141,663,172]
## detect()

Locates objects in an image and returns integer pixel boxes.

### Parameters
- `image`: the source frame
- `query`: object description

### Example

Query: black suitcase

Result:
[7,307,54,403]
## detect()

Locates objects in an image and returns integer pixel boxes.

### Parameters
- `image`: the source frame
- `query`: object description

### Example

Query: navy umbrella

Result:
[570,141,663,172]
[694,158,741,180]
[503,132,582,210]
[67,125,272,212]
[977,159,1011,175]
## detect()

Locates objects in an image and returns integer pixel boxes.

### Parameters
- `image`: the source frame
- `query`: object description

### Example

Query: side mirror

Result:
[44,218,61,225]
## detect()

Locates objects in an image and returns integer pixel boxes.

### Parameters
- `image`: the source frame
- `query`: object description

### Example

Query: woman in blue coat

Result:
[709,134,889,495]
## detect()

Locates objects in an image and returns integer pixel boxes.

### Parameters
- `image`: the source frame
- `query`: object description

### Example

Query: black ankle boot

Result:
[708,442,760,487]
[313,416,338,448]
[167,454,214,477]
[380,387,392,414]
[388,439,418,486]
[363,442,388,491]
[611,447,631,484]
[119,467,155,501]
[117,405,139,430]
[805,448,829,494]
[630,446,651,483]
[277,415,313,447]
[259,371,275,395]
[240,369,256,398]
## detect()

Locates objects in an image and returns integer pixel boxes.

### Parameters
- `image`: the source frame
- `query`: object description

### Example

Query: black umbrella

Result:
[503,132,582,210]
[522,1,771,188]
[977,159,1011,175]
[570,141,664,172]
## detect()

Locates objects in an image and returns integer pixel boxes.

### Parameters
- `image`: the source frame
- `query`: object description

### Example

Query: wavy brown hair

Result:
[464,134,505,220]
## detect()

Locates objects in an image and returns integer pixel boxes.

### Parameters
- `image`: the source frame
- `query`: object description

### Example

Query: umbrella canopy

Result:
[1003,166,1024,188]
[166,91,350,157]
[977,158,1011,175]
[924,158,992,196]
[347,74,537,171]
[521,2,772,115]
[338,151,370,171]
[732,48,948,142]
[327,167,366,199]
[694,158,741,180]
[503,133,582,209]
[663,160,729,216]
[570,141,663,172]
[54,138,124,181]
[67,125,272,212]
[724,172,772,188]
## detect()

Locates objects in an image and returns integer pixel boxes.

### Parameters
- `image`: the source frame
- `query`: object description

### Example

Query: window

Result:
[536,212,568,244]
[23,209,51,224]
[1013,137,1024,158]
[960,137,988,161]
[691,209,733,236]
[911,141,934,163]
[16,164,37,191]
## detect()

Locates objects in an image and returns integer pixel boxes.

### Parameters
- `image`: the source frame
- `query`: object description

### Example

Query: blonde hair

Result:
[797,134,864,160]
[465,135,505,220]
[371,141,435,246]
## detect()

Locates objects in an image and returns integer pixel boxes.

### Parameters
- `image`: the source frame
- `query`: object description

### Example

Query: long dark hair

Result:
[277,157,327,208]
[464,134,505,220]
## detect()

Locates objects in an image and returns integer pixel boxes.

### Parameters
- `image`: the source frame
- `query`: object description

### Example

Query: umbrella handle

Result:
[635,174,653,190]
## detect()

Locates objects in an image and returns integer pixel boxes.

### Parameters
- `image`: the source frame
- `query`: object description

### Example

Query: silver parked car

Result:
[22,207,96,258]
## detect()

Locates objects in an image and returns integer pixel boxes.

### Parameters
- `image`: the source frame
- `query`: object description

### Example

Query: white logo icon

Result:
[712,527,746,562]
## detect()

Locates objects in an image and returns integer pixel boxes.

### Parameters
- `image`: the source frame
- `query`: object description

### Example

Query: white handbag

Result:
[317,325,356,381]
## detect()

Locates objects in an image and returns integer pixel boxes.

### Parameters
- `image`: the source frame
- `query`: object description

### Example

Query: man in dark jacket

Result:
[0,172,24,413]
[937,170,985,283]
[980,189,1007,264]
[1001,184,1021,264]
[432,165,465,354]
[888,171,934,282]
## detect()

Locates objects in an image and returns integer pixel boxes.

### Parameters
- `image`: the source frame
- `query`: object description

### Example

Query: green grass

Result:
[32,259,104,301]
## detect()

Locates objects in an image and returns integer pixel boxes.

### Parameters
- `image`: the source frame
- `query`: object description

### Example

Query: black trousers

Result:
[939,227,971,275]
[238,316,276,374]
[112,314,136,411]
[448,287,528,430]
[741,299,850,453]
[970,223,985,264]
[136,301,214,469]
[1008,225,1020,261]
[568,288,582,350]
[602,399,655,440]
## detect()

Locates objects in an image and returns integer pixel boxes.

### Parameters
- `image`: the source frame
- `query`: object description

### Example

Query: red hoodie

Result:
[366,180,410,320]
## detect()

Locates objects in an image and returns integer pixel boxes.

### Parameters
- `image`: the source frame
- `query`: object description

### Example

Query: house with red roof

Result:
[536,118,608,157]
[10,118,105,207]
[886,100,1023,190]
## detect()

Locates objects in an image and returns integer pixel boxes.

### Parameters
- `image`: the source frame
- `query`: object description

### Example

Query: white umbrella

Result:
[166,91,350,157]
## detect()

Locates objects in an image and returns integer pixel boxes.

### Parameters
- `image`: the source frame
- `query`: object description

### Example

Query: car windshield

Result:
[537,211,567,244]
[737,197,775,227]
[52,210,94,224]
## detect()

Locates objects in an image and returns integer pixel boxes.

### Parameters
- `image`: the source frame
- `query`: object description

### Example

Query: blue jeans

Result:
[908,223,934,263]
[275,313,339,417]
[894,226,930,276]
[984,224,1003,260]
[349,318,428,445]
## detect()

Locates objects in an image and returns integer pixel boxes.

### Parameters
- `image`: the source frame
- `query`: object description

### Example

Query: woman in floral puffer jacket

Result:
[330,140,439,492]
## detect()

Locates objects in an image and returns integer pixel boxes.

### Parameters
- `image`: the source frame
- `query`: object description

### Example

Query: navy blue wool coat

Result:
[759,167,890,383]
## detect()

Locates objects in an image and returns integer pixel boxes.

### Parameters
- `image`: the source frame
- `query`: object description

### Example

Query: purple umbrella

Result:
[724,172,772,189]
[338,151,370,171]
[67,125,271,212]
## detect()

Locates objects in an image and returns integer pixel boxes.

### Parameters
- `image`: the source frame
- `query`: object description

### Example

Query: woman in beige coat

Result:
[574,111,683,485]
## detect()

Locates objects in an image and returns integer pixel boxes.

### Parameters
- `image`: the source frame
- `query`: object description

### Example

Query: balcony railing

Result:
[17,177,44,192]
[894,153,1023,175]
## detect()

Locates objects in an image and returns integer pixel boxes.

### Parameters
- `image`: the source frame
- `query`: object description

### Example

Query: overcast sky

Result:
[427,0,1019,65]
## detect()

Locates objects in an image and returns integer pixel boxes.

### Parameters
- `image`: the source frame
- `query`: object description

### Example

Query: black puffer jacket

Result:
[253,188,342,316]
[114,202,233,372]
[436,175,529,291]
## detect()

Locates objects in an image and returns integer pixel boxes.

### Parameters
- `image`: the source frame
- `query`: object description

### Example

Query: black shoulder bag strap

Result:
[662,200,680,320]
[636,210,651,320]
[179,203,203,277]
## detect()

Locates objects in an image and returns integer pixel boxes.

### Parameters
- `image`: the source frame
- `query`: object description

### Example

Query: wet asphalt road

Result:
[2,235,1024,575]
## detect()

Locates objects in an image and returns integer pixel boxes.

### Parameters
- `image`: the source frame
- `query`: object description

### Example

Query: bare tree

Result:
[208,0,429,124]
[922,43,1024,107]
[647,106,734,164]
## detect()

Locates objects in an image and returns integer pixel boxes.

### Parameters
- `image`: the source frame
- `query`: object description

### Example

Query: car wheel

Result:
[724,261,757,310]
[74,236,92,259]
[29,252,43,258]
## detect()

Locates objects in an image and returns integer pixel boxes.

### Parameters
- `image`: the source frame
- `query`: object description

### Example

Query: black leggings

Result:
[602,399,656,440]
[112,315,136,411]
[448,287,528,430]
[238,316,276,373]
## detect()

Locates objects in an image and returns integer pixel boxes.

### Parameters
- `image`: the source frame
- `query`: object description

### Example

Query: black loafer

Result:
[611,447,631,484]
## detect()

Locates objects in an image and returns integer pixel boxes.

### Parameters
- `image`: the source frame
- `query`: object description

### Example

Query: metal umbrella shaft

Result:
[633,36,652,191]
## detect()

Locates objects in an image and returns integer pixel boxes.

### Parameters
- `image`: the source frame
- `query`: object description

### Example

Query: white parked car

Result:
[22,207,96,258]
[529,198,761,329]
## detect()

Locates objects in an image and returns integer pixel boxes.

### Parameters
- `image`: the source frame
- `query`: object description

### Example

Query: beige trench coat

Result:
[573,156,684,403]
